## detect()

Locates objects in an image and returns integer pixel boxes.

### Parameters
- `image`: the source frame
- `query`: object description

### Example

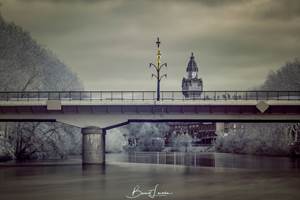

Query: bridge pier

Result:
[81,126,105,165]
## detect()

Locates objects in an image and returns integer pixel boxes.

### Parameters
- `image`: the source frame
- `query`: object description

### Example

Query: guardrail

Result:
[0,91,299,101]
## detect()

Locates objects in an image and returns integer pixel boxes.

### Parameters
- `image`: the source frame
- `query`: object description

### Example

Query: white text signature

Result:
[126,184,173,199]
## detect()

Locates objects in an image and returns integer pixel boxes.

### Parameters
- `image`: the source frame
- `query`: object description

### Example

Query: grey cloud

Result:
[196,0,300,20]
[16,0,106,3]
[1,0,299,90]
[191,0,248,7]
[256,0,300,20]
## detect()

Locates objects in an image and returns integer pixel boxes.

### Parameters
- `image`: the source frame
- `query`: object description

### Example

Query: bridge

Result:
[1,90,300,164]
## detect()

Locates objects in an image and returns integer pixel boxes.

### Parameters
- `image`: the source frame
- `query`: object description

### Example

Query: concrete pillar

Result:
[82,126,105,165]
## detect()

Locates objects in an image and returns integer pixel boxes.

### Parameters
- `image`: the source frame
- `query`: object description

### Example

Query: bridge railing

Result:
[0,91,299,101]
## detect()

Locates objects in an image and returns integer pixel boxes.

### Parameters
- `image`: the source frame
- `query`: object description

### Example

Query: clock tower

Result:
[182,53,203,98]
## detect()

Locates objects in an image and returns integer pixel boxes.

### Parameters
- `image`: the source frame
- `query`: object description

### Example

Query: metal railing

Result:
[0,91,299,101]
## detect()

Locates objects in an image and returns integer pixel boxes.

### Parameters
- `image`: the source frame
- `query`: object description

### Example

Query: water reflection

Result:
[82,164,106,175]
[108,152,300,170]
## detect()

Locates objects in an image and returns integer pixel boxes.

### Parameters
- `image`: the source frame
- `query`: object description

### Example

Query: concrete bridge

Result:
[1,90,300,164]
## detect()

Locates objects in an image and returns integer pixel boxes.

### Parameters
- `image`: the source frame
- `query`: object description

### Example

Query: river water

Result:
[1,153,300,200]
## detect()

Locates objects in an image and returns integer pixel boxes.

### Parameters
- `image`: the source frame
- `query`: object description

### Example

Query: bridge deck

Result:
[1,91,299,126]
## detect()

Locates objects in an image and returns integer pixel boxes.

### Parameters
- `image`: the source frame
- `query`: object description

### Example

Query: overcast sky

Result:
[1,0,299,90]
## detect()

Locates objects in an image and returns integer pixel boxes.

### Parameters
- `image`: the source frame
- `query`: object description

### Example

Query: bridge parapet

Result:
[0,91,300,102]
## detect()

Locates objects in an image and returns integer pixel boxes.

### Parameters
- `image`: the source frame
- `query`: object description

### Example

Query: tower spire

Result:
[182,52,203,98]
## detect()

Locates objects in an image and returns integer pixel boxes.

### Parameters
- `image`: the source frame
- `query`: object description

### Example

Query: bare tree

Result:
[216,59,300,156]
[0,15,83,160]
[121,123,169,152]
[261,58,300,91]
[215,123,294,156]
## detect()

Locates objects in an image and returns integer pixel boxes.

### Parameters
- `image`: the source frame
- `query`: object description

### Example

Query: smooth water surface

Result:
[0,153,300,200]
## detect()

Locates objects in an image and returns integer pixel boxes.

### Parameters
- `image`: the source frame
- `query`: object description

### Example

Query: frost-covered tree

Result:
[0,14,83,160]
[1,122,81,160]
[106,128,127,153]
[261,59,300,91]
[0,18,83,91]
[121,123,169,152]
[215,123,293,156]
[172,133,193,152]
[215,59,300,156]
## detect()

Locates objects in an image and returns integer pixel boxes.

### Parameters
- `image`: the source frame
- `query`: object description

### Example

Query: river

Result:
[1,152,300,200]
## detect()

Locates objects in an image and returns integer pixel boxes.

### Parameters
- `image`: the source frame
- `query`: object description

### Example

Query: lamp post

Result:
[149,37,167,101]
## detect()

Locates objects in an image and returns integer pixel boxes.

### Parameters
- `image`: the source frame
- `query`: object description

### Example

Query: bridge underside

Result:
[0,104,299,128]
[0,104,299,114]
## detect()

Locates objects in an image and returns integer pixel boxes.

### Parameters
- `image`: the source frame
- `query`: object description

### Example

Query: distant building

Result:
[217,123,245,135]
[182,53,203,98]
[166,122,217,146]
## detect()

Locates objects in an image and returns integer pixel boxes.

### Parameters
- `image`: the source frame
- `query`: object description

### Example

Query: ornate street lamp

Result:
[149,37,167,101]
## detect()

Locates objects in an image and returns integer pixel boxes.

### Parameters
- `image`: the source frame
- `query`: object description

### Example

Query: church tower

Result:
[182,53,203,98]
